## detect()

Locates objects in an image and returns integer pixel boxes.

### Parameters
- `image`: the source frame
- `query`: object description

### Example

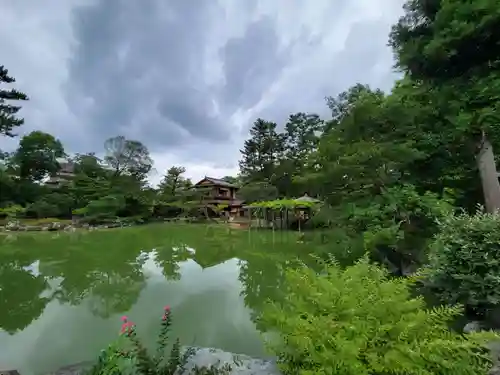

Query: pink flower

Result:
[164,305,171,311]
[120,321,135,335]
[121,315,128,322]
[162,314,167,321]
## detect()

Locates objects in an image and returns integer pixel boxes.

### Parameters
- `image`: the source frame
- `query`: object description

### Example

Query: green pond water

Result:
[0,224,313,375]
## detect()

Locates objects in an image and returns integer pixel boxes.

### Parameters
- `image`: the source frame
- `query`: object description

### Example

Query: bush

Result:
[27,199,60,218]
[87,306,229,375]
[343,184,454,276]
[259,257,497,375]
[86,195,126,218]
[423,210,500,316]
[0,204,26,219]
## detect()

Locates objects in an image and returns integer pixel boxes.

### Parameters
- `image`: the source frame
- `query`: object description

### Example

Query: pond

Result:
[0,224,314,375]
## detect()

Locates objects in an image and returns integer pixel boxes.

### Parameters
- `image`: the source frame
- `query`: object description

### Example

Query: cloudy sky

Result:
[1,0,403,185]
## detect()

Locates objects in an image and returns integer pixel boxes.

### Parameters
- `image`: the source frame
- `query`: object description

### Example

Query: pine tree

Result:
[0,65,28,137]
[239,118,283,183]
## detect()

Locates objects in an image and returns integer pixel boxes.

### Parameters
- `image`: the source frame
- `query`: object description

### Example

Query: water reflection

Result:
[0,255,49,334]
[0,225,309,374]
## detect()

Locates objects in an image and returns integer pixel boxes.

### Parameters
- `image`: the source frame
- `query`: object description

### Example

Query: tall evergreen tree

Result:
[0,65,28,137]
[283,112,323,173]
[239,118,283,183]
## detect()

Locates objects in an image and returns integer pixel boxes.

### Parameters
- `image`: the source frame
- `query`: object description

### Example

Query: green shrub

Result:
[27,199,60,218]
[423,210,500,316]
[0,204,26,219]
[86,195,126,218]
[87,306,229,375]
[259,257,497,375]
[72,207,88,216]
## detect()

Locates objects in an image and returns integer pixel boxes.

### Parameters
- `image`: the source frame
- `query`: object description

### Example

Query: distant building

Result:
[45,157,76,188]
[193,176,244,217]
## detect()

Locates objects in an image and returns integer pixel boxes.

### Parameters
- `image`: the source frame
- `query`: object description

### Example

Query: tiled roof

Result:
[195,176,238,188]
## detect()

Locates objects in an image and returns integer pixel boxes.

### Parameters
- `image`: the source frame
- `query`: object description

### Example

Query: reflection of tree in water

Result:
[152,245,192,280]
[237,237,317,330]
[238,253,287,329]
[37,231,152,318]
[0,249,50,334]
[44,251,147,318]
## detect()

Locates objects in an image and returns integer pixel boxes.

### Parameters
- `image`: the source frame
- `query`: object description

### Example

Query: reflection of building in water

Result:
[191,249,236,270]
[45,157,76,188]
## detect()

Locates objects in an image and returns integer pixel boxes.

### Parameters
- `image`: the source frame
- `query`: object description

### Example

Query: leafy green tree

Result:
[389,0,500,212]
[239,119,283,183]
[73,153,109,179]
[0,65,28,137]
[13,130,65,181]
[237,181,278,203]
[158,166,190,200]
[269,112,323,196]
[104,136,153,178]
[221,175,240,185]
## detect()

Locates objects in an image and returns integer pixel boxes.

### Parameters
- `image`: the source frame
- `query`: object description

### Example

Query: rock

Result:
[50,222,62,230]
[463,320,484,333]
[177,347,281,375]
[5,222,19,231]
[45,361,93,375]
[43,348,281,375]
[0,370,21,375]
[25,226,42,231]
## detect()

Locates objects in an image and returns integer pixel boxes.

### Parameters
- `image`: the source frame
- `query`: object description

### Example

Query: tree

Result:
[238,181,279,203]
[0,65,28,137]
[389,0,500,212]
[221,175,240,185]
[158,166,191,199]
[283,112,322,170]
[73,153,109,179]
[239,119,283,183]
[13,131,65,181]
[104,136,153,178]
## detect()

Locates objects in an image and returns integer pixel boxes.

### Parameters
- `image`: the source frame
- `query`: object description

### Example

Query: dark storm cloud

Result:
[68,0,231,151]
[66,0,321,154]
[220,16,293,110]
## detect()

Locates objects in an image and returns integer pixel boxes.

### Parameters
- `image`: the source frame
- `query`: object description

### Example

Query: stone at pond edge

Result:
[176,347,281,375]
[463,320,484,334]
[41,348,281,375]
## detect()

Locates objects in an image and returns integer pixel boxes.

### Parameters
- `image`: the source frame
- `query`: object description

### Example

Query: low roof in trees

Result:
[194,176,238,189]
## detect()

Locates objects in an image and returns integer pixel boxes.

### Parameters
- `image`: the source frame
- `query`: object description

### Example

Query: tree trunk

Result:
[476,132,500,213]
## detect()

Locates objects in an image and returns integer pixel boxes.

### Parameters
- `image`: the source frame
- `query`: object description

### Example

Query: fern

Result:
[260,256,499,375]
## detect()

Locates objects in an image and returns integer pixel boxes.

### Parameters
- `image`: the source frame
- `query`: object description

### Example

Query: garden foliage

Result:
[260,257,498,375]
[424,210,500,315]
[87,306,229,375]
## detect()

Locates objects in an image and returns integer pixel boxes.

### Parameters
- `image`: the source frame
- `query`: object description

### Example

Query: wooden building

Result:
[193,177,244,218]
[45,158,76,188]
